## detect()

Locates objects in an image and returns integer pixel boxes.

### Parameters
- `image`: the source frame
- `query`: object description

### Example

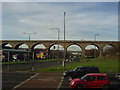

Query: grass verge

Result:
[35,58,119,73]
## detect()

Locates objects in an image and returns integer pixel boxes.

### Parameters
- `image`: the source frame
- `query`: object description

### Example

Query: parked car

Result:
[63,66,100,81]
[115,73,120,80]
[70,73,111,89]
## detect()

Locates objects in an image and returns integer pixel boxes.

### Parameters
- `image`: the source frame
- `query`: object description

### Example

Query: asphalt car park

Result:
[2,72,35,89]
[2,61,63,90]
[2,63,120,90]
[2,72,120,90]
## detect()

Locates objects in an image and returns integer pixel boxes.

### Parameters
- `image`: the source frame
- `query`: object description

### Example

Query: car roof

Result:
[77,66,98,68]
[87,73,107,76]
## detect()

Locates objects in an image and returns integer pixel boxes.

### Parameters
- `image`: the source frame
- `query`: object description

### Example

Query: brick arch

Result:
[102,43,117,56]
[2,43,9,47]
[2,43,8,46]
[47,43,64,57]
[102,43,117,52]
[85,44,100,58]
[2,43,13,49]
[1,40,119,58]
[85,44,100,50]
[48,43,64,50]
[103,43,116,48]
[31,43,46,49]
[14,43,29,49]
[66,43,83,51]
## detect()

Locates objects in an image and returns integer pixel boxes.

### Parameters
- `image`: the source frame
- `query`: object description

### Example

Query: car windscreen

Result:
[80,75,87,80]
[73,67,82,72]
[73,67,79,71]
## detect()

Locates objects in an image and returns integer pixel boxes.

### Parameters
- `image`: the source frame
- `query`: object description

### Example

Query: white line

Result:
[13,73,39,89]
[56,77,64,90]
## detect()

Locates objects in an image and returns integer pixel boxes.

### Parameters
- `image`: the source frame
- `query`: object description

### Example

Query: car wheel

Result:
[76,85,82,89]
[67,76,72,81]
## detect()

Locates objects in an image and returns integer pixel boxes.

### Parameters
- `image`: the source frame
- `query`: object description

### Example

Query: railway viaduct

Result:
[1,40,119,58]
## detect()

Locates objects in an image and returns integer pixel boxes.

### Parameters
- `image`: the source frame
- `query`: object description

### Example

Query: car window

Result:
[74,67,81,71]
[86,76,96,81]
[76,68,81,71]
[97,76,106,81]
[73,67,78,71]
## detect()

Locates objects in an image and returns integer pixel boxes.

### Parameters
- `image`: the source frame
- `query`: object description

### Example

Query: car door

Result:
[83,75,97,88]
[96,75,106,88]
[74,67,82,78]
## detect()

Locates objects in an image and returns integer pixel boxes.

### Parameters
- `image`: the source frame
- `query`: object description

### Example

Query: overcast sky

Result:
[2,1,118,41]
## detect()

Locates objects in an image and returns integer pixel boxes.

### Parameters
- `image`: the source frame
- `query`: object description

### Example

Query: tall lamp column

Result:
[50,28,60,62]
[23,32,36,71]
[63,12,66,70]
[94,34,99,58]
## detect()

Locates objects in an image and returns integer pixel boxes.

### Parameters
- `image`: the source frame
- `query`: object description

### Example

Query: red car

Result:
[70,73,111,89]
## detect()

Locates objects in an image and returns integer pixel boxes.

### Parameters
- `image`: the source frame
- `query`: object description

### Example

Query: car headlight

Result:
[63,73,66,76]
[118,76,120,77]
[71,81,75,85]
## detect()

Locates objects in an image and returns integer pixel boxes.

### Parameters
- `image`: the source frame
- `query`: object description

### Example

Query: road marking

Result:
[13,73,39,89]
[56,77,64,90]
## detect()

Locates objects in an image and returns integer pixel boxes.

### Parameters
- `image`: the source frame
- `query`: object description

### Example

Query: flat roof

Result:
[0,49,28,52]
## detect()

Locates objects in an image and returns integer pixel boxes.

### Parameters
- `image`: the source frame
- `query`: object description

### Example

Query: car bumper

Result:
[70,84,76,88]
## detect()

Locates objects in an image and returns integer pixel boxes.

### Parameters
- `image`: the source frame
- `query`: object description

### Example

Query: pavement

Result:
[14,72,63,90]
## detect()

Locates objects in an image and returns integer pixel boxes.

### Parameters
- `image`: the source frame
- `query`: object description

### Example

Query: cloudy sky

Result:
[2,1,118,41]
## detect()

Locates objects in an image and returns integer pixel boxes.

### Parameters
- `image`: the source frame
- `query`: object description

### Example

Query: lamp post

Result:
[7,52,10,71]
[94,34,99,58]
[50,28,60,61]
[63,12,66,70]
[23,32,36,71]
[94,34,99,41]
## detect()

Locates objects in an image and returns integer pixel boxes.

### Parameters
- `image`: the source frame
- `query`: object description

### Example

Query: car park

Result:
[70,73,111,89]
[63,66,100,81]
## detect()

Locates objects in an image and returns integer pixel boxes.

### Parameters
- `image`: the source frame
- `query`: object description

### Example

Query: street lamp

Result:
[94,34,99,41]
[23,32,36,71]
[63,12,66,70]
[50,28,60,61]
[94,34,99,58]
